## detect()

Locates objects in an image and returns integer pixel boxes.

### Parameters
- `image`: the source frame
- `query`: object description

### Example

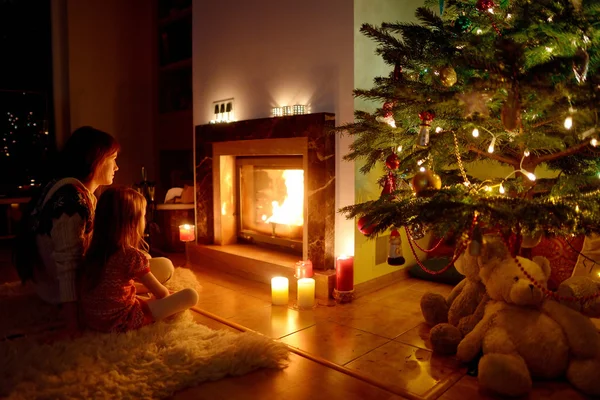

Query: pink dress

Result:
[81,247,154,333]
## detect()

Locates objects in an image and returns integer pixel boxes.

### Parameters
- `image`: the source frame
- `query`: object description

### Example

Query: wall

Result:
[192,0,356,263]
[52,0,155,187]
[353,0,426,285]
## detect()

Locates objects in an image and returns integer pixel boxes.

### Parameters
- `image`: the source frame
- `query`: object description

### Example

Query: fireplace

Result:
[195,113,336,270]
[236,155,304,254]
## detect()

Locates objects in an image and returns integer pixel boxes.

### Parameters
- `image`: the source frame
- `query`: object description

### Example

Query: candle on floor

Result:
[294,259,313,279]
[271,277,289,306]
[335,255,354,292]
[179,224,196,242]
[297,278,315,308]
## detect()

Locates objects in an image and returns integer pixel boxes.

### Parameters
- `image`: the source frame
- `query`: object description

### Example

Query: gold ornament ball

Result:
[411,170,442,196]
[521,231,543,248]
[439,66,457,87]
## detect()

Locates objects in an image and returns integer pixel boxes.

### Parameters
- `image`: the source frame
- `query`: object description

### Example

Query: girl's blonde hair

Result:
[82,187,147,290]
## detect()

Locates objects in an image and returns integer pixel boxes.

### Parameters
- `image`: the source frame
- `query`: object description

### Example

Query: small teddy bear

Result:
[457,240,600,397]
[420,243,488,355]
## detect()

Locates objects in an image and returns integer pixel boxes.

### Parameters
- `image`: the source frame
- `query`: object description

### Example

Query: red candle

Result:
[179,224,195,242]
[335,255,354,292]
[295,260,313,279]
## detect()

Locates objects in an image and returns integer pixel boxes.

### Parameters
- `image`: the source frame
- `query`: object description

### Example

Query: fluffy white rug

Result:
[0,311,289,399]
[0,268,289,399]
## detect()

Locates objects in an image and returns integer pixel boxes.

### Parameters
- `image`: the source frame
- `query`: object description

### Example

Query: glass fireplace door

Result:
[236,156,304,254]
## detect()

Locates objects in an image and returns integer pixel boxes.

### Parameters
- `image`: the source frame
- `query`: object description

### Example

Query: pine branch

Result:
[532,141,593,166]
[467,145,520,167]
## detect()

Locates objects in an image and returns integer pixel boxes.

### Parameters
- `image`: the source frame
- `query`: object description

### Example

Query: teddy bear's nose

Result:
[529,284,534,290]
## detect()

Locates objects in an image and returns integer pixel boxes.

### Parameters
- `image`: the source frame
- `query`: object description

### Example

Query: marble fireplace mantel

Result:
[194,113,336,270]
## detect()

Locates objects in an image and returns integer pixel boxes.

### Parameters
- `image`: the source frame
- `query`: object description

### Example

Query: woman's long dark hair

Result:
[82,187,147,291]
[12,126,120,284]
[56,126,121,182]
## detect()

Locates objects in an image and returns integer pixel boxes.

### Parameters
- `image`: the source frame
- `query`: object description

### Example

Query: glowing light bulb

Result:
[472,128,479,138]
[484,186,492,192]
[476,29,483,35]
[575,205,580,213]
[526,172,536,181]
[545,47,553,53]
[499,184,505,194]
[524,149,530,157]
[397,145,403,152]
[591,138,598,147]
[488,137,496,153]
[419,166,426,172]
[435,127,443,133]
[507,13,512,19]
[564,116,573,129]
[417,159,425,166]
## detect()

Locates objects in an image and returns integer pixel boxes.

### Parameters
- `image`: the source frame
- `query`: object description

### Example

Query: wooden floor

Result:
[0,244,596,399]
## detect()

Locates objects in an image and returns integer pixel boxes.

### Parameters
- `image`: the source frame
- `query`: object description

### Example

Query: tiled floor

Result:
[0,244,596,399]
[172,254,595,400]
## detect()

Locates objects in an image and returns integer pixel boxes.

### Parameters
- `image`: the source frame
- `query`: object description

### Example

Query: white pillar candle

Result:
[271,277,289,306]
[297,278,315,308]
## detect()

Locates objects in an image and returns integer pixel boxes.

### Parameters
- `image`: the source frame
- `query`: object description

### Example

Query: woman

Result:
[14,126,174,334]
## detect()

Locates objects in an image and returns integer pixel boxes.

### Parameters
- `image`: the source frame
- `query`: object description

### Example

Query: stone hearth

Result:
[194,113,336,270]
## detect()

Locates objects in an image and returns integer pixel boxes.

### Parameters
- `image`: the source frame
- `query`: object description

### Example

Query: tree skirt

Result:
[0,269,290,399]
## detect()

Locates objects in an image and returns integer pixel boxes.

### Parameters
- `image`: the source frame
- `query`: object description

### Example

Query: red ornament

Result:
[385,153,400,170]
[357,216,376,235]
[381,173,397,197]
[418,110,435,123]
[393,64,403,82]
[383,101,395,117]
[476,0,495,12]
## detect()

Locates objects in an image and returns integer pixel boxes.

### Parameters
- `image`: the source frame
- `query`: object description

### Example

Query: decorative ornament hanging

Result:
[475,0,501,36]
[385,153,400,170]
[409,222,426,240]
[388,229,406,266]
[571,0,582,12]
[381,172,397,197]
[469,224,483,256]
[417,111,435,147]
[501,85,522,133]
[411,169,442,197]
[357,216,376,236]
[439,66,457,87]
[457,91,491,118]
[439,0,445,15]
[455,15,472,33]
[476,0,495,12]
[393,64,403,83]
[377,101,397,127]
[573,49,590,84]
[521,230,543,248]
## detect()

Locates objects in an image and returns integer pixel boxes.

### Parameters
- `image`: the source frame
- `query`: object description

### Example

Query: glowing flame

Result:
[264,169,304,226]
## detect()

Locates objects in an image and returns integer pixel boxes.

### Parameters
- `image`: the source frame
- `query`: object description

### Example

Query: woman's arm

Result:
[139,271,170,299]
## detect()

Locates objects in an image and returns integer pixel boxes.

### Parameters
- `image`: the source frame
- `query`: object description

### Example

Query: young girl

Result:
[80,187,198,333]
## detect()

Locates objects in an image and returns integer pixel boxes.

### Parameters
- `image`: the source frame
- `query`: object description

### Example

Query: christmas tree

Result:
[342,0,600,250]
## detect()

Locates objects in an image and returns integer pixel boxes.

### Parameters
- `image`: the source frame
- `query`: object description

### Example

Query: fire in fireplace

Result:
[236,156,304,254]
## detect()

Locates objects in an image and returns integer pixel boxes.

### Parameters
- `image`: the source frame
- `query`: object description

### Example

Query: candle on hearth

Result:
[335,255,354,292]
[179,224,195,242]
[294,259,313,279]
[271,277,289,306]
[297,278,315,308]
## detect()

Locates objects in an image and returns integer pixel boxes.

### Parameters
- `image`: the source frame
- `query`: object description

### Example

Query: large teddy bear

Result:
[420,245,488,355]
[457,240,600,397]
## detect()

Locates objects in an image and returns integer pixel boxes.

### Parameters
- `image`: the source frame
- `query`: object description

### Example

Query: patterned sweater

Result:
[32,178,95,304]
